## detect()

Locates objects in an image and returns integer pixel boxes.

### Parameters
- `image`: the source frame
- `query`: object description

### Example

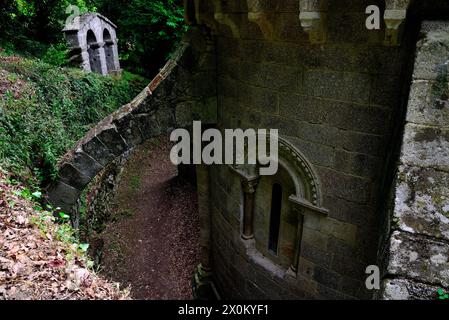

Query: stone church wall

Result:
[207,0,415,299]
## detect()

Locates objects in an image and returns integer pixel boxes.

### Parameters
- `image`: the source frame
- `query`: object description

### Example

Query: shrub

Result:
[0,52,147,187]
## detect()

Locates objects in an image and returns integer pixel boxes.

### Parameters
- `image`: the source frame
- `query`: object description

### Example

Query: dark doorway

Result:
[103,29,115,73]
[87,30,102,74]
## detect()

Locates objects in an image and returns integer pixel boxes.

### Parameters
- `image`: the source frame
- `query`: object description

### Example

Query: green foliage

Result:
[129,174,142,192]
[91,0,187,77]
[438,288,449,300]
[0,52,147,186]
[42,42,69,67]
[23,192,93,265]
[4,175,92,262]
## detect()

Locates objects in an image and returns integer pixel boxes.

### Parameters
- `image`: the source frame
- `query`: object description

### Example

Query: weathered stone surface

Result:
[47,181,82,212]
[63,13,121,75]
[370,75,402,108]
[287,137,334,167]
[337,130,386,156]
[301,242,332,269]
[381,278,440,300]
[313,266,340,290]
[318,167,371,204]
[406,80,449,127]
[325,102,390,135]
[82,136,115,167]
[279,94,329,124]
[321,218,358,246]
[387,231,449,288]
[303,70,370,104]
[70,149,104,179]
[58,162,91,191]
[413,21,449,81]
[96,125,129,156]
[394,165,449,241]
[401,123,449,170]
[113,111,143,147]
[175,102,194,127]
[380,21,449,298]
[333,150,381,179]
[331,254,366,280]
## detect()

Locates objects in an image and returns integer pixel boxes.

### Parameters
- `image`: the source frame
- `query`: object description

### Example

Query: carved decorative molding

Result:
[228,164,258,181]
[278,138,322,206]
[213,0,240,38]
[289,195,329,216]
[247,0,275,40]
[384,0,411,46]
[299,0,328,44]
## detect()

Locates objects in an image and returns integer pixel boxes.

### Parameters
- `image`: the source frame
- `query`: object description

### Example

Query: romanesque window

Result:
[253,167,298,270]
[232,137,328,277]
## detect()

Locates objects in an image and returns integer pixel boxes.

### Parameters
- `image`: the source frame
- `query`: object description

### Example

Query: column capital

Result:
[299,0,328,44]
[242,177,259,194]
[384,0,411,46]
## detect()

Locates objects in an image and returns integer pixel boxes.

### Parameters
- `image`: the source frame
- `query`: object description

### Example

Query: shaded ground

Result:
[98,136,200,300]
[0,172,128,300]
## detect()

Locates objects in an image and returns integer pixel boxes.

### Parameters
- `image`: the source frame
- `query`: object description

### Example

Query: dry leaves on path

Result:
[0,171,130,300]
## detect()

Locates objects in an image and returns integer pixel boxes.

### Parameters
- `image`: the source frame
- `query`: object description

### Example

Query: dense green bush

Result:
[0,52,147,186]
[95,0,187,77]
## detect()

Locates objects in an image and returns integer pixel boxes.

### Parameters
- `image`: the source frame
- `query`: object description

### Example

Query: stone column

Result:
[80,48,91,72]
[112,40,121,72]
[241,177,259,240]
[97,42,108,76]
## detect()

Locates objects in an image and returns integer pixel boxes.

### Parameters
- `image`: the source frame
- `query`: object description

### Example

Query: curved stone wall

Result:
[47,27,217,218]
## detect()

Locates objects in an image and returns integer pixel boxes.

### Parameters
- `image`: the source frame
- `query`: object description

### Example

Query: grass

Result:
[0,50,148,187]
[129,175,142,192]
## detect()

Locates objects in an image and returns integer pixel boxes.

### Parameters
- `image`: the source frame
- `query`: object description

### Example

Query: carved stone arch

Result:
[103,28,115,72]
[86,29,102,74]
[277,137,322,208]
[230,135,324,209]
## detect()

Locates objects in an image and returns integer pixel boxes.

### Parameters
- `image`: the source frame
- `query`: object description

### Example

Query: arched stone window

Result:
[103,29,115,73]
[230,137,328,276]
[87,30,102,74]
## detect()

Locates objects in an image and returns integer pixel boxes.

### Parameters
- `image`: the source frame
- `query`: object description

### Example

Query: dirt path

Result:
[98,136,200,300]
